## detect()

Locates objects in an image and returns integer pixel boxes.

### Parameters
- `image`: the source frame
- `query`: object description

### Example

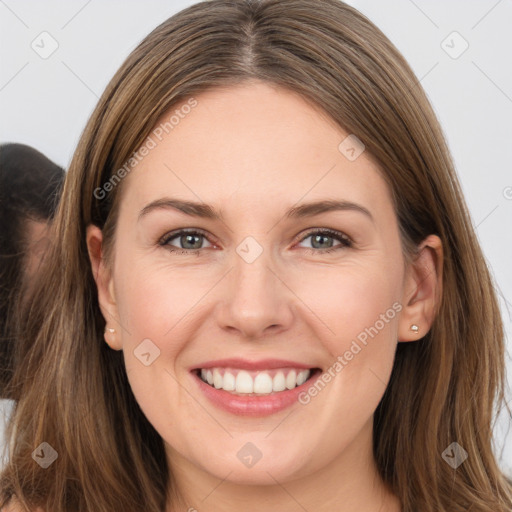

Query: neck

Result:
[165,419,401,512]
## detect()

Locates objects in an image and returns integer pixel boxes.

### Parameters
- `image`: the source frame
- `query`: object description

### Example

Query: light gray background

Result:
[0,0,511,474]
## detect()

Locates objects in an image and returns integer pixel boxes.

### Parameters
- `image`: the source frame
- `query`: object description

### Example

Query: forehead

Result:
[119,82,394,222]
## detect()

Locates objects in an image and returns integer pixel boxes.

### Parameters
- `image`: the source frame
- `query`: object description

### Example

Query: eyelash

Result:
[158,228,353,255]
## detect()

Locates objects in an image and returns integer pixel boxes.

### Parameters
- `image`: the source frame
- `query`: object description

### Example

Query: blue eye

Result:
[159,229,212,253]
[297,229,353,253]
[159,228,352,255]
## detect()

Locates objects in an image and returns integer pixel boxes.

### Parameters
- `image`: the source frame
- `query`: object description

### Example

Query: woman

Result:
[1,0,511,510]
[0,143,65,399]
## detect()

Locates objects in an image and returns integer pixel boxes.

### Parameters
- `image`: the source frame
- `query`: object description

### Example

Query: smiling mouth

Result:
[194,367,320,396]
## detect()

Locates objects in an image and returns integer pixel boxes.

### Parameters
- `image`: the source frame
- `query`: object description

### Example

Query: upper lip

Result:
[191,358,315,371]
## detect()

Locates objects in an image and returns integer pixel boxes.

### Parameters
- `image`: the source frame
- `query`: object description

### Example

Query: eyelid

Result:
[295,227,352,246]
[159,227,353,253]
[158,228,215,247]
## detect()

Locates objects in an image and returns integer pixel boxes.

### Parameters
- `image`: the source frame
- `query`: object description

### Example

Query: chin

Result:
[199,445,314,485]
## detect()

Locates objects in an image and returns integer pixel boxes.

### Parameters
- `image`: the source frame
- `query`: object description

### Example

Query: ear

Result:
[86,224,122,350]
[398,234,443,342]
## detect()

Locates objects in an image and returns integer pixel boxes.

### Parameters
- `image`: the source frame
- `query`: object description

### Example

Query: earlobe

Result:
[398,234,443,342]
[103,325,122,351]
[85,224,122,350]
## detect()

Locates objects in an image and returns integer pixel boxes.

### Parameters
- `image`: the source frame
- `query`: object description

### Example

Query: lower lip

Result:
[192,370,321,417]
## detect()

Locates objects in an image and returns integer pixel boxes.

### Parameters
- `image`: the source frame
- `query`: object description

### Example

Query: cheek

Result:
[112,256,218,412]
[114,254,203,344]
[295,260,401,356]
[110,257,183,391]
[290,265,401,441]
[291,260,402,427]
[114,262,199,437]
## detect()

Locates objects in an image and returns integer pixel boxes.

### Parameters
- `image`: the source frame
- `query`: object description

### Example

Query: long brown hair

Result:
[1,1,511,510]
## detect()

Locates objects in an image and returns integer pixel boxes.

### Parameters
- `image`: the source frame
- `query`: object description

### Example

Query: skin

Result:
[87,81,442,512]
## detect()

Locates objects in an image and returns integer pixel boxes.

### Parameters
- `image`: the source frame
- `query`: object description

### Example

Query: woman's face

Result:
[89,81,437,486]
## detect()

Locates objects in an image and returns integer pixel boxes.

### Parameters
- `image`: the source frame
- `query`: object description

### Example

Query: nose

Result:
[215,248,294,340]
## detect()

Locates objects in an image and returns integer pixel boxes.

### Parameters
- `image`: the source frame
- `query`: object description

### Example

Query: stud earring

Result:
[105,327,115,334]
[410,324,419,333]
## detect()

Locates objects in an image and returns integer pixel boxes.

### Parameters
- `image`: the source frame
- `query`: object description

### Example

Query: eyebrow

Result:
[138,198,374,223]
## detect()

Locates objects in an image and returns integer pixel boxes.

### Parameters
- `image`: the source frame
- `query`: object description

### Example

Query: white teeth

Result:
[199,368,312,395]
[272,371,286,392]
[254,372,273,394]
[297,370,309,386]
[235,371,253,393]
[223,371,236,391]
[213,368,223,389]
[285,370,297,390]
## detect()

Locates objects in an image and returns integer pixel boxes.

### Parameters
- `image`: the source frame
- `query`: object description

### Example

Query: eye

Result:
[158,227,353,255]
[296,228,353,253]
[159,229,213,253]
